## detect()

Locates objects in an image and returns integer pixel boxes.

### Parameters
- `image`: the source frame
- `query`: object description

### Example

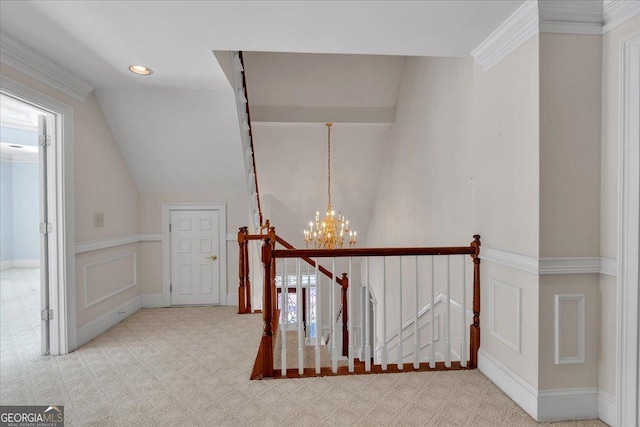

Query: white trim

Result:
[599,389,617,426]
[0,31,94,102]
[616,30,640,427]
[600,257,618,276]
[226,233,236,241]
[481,246,617,276]
[162,202,227,307]
[141,294,166,308]
[0,259,41,269]
[554,294,586,365]
[75,233,162,253]
[76,296,141,348]
[489,279,522,353]
[539,257,602,275]
[537,387,599,421]
[471,1,539,71]
[478,348,539,420]
[481,246,539,274]
[140,233,162,242]
[0,76,76,355]
[603,1,640,34]
[76,234,140,253]
[83,253,137,308]
[480,349,612,422]
[538,1,604,36]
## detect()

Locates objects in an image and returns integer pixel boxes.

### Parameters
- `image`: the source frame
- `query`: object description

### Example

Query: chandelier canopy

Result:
[303,123,356,249]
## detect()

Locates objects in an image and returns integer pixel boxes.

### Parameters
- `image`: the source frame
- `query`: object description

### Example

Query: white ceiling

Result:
[0,1,525,91]
[0,0,526,204]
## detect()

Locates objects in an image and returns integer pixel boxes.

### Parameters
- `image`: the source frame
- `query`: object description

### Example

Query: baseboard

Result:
[478,349,539,420]
[1,259,40,269]
[538,387,599,421]
[227,292,238,307]
[598,390,616,426]
[76,296,142,348]
[141,294,167,308]
[479,349,609,422]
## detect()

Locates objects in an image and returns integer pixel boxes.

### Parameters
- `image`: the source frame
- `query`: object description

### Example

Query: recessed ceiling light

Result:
[129,65,153,76]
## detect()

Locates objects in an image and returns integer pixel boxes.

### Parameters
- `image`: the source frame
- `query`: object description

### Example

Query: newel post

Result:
[237,227,247,314]
[244,229,251,313]
[261,238,274,378]
[341,273,349,357]
[269,227,277,320]
[470,234,481,368]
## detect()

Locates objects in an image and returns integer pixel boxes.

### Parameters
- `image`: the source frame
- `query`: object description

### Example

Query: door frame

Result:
[616,30,640,427]
[161,202,227,307]
[0,76,76,355]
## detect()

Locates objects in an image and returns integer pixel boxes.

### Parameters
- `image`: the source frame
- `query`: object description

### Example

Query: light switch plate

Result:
[94,212,104,228]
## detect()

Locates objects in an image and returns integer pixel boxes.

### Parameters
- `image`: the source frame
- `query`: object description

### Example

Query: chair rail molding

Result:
[75,233,162,253]
[0,31,94,102]
[481,246,617,277]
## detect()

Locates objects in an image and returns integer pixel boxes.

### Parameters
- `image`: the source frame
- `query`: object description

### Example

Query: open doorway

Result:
[0,93,54,358]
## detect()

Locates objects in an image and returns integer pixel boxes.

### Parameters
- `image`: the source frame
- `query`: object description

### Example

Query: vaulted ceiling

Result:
[0,0,526,234]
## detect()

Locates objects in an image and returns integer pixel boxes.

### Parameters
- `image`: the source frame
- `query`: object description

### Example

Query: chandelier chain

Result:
[327,123,331,207]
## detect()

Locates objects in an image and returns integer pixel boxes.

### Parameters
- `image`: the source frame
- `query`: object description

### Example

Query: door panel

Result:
[170,210,220,305]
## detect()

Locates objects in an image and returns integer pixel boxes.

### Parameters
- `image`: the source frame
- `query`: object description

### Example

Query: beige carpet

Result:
[1,306,606,426]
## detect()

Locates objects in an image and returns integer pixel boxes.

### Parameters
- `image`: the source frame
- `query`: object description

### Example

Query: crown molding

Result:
[603,0,640,33]
[473,1,639,71]
[471,0,539,72]
[539,1,604,35]
[0,31,94,102]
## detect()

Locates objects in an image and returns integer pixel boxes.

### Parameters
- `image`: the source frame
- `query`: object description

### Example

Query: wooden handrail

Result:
[274,235,344,287]
[272,246,476,258]
[238,51,263,227]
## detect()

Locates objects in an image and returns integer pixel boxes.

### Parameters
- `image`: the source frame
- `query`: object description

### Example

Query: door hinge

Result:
[169,224,172,232]
[38,134,51,146]
[170,284,173,293]
[39,222,53,234]
[41,309,54,321]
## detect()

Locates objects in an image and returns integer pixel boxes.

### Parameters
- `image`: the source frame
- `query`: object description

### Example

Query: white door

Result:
[170,210,220,305]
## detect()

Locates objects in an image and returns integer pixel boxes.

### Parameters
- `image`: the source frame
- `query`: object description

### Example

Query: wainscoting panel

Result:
[554,294,585,364]
[489,279,522,353]
[84,253,137,308]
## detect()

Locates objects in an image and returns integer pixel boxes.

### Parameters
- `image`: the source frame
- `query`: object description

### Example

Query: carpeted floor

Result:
[0,305,606,426]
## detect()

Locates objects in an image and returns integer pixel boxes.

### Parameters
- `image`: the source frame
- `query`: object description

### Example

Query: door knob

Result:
[206,255,218,261]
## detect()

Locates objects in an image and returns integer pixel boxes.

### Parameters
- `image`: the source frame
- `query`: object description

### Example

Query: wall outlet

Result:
[94,212,104,228]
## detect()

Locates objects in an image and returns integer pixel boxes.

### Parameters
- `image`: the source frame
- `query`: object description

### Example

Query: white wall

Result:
[365,36,541,386]
[253,123,389,248]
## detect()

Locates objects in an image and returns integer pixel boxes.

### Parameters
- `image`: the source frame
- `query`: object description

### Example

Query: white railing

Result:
[253,237,481,379]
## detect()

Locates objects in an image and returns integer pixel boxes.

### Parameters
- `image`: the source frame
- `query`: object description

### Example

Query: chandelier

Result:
[303,123,356,249]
